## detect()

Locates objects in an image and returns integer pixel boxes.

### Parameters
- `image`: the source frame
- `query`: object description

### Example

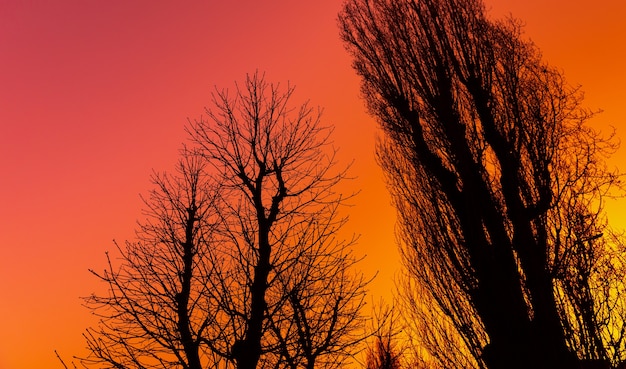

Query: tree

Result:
[80,150,221,369]
[78,73,369,369]
[362,305,404,369]
[339,0,625,368]
[188,72,368,369]
[365,336,402,369]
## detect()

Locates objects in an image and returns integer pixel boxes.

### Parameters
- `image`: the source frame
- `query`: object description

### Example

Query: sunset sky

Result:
[1,1,624,368]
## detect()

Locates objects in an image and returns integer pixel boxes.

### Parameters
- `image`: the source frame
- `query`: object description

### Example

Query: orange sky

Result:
[0,1,624,368]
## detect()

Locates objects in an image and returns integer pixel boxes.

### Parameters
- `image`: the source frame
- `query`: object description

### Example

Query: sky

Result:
[0,1,624,368]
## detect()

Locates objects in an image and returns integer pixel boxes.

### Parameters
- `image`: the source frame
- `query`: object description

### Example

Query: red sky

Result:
[0,1,624,368]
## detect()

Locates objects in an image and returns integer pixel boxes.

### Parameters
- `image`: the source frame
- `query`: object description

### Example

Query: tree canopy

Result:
[339,0,625,368]
[79,73,368,369]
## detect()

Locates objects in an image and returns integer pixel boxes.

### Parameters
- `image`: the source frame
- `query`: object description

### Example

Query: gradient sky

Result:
[0,1,624,368]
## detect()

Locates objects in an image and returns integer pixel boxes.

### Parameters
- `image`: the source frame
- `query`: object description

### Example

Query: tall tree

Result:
[339,0,625,368]
[78,73,368,369]
[188,72,368,369]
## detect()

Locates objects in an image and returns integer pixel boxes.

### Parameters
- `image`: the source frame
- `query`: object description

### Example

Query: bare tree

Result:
[339,0,625,368]
[80,149,221,369]
[362,305,404,369]
[365,336,401,369]
[187,72,369,369]
[78,73,367,369]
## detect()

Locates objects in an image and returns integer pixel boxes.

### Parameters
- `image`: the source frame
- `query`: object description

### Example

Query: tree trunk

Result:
[178,208,203,369]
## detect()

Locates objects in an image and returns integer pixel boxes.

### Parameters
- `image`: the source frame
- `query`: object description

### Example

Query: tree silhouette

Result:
[339,0,625,368]
[81,151,221,369]
[362,305,405,369]
[188,72,368,369]
[365,337,401,369]
[79,73,368,369]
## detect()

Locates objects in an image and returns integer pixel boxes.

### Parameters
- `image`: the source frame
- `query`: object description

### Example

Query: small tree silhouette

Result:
[366,336,402,369]
[81,150,221,369]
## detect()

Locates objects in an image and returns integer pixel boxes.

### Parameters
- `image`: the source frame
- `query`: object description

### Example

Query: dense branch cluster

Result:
[79,74,368,369]
[339,0,625,368]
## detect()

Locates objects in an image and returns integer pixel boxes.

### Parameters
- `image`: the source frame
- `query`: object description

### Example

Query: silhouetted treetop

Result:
[340,0,624,368]
[78,73,369,369]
